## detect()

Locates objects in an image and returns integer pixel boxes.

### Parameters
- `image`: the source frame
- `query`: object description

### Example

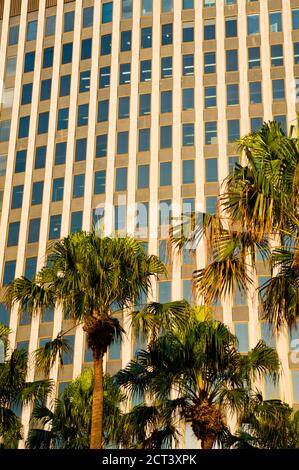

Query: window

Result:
[83,7,94,28]
[96,134,107,158]
[137,165,149,189]
[228,156,239,175]
[228,120,240,142]
[94,171,106,194]
[99,66,110,89]
[21,83,32,105]
[271,44,283,67]
[117,131,129,154]
[81,38,92,60]
[160,162,172,186]
[73,174,85,198]
[31,181,43,205]
[183,160,194,184]
[162,24,172,46]
[57,108,69,130]
[182,124,194,146]
[119,63,131,85]
[27,20,37,41]
[34,147,46,169]
[0,304,9,325]
[183,0,194,9]
[102,2,113,23]
[101,34,112,55]
[7,222,20,247]
[45,15,56,36]
[115,167,127,192]
[183,54,194,75]
[234,323,249,353]
[0,121,10,142]
[121,30,132,52]
[55,142,66,165]
[138,129,150,152]
[43,47,54,68]
[161,90,172,113]
[274,115,287,134]
[161,56,172,78]
[24,51,35,72]
[141,27,152,48]
[139,94,151,116]
[159,200,172,225]
[272,79,285,101]
[251,117,263,132]
[249,82,262,104]
[0,155,7,176]
[15,150,27,173]
[122,0,132,18]
[75,138,87,162]
[6,57,17,77]
[62,43,73,64]
[49,215,61,240]
[226,17,237,37]
[162,0,173,12]
[18,116,30,139]
[3,261,16,286]
[60,75,71,96]
[77,104,89,127]
[291,371,299,403]
[183,22,194,42]
[63,11,74,32]
[183,88,194,110]
[292,9,299,30]
[206,158,218,182]
[158,281,171,303]
[52,178,64,202]
[247,14,259,35]
[204,52,215,74]
[206,196,217,214]
[227,84,239,106]
[248,47,260,69]
[205,122,217,145]
[62,336,74,365]
[140,60,151,81]
[98,100,109,122]
[9,25,19,45]
[42,307,54,323]
[114,205,126,231]
[160,126,172,149]
[204,20,215,40]
[226,49,238,71]
[11,185,23,209]
[28,218,40,244]
[79,70,90,93]
[269,11,282,32]
[294,43,299,64]
[261,323,276,349]
[204,86,216,108]
[40,79,52,101]
[70,211,83,233]
[142,0,152,16]
[25,257,37,280]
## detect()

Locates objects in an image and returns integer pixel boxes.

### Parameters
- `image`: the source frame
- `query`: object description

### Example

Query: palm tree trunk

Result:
[90,353,104,449]
[201,434,215,449]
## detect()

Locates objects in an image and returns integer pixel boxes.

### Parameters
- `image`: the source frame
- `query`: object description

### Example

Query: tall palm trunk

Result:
[90,353,104,449]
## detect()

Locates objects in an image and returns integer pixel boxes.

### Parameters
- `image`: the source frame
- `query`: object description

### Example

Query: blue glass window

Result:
[228,119,240,142]
[83,7,94,28]
[117,131,129,154]
[9,25,19,45]
[205,158,218,182]
[160,125,172,149]
[204,52,216,74]
[64,11,74,32]
[55,142,66,165]
[79,70,90,93]
[139,94,151,116]
[73,174,85,198]
[70,211,83,233]
[183,88,194,110]
[226,17,237,37]
[40,78,52,101]
[49,215,62,240]
[226,49,238,71]
[119,63,131,85]
[122,0,132,18]
[248,47,260,69]
[57,108,69,130]
[42,307,54,323]
[102,2,113,23]
[94,171,106,194]
[115,167,128,192]
[18,116,30,139]
[292,9,299,30]
[183,54,194,75]
[96,134,107,157]
[21,83,32,105]
[38,112,49,134]
[140,60,151,81]
[118,97,130,119]
[75,138,87,161]
[121,30,132,51]
[11,185,23,209]
[101,34,112,55]
[162,23,172,45]
[24,51,35,73]
[182,123,194,146]
[227,84,239,106]
[161,56,172,78]
[137,165,149,189]
[183,23,194,42]
[108,337,121,360]
[158,281,171,303]
[62,336,74,365]
[0,304,9,325]
[3,260,16,286]
[161,90,172,113]
[43,47,54,68]
[7,222,20,246]
[25,257,37,280]
[138,128,150,152]
[28,218,40,244]
[59,75,70,97]
[15,150,27,173]
[114,205,126,231]
[45,16,56,36]
[52,178,64,202]
[81,38,92,60]
[205,122,217,144]
[182,160,194,184]
[99,66,110,88]
[77,104,89,127]
[160,162,172,186]
[98,100,109,122]
[35,146,46,169]
[31,181,43,205]
[141,27,152,48]
[62,43,73,64]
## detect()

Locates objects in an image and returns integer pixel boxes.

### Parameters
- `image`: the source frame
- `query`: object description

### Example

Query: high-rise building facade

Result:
[0,0,299,448]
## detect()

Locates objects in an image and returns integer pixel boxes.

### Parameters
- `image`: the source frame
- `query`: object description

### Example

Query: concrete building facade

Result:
[0,0,299,447]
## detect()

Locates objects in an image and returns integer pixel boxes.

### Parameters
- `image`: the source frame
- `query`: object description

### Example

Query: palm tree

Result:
[228,394,299,449]
[27,368,126,449]
[5,232,169,448]
[0,323,53,448]
[170,121,299,330]
[115,310,280,449]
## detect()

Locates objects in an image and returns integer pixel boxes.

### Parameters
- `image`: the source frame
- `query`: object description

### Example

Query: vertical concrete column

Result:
[0,0,11,112]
